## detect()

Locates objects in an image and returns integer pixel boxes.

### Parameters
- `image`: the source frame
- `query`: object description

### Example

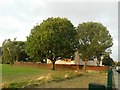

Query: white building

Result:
[47,59,102,66]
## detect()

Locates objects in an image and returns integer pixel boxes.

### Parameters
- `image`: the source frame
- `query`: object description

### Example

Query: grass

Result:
[32,71,107,88]
[2,64,49,83]
[1,64,108,88]
[1,64,83,88]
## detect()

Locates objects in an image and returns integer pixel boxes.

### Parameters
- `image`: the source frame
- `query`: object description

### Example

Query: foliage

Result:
[102,55,115,66]
[13,41,28,62]
[76,22,113,68]
[0,47,2,55]
[2,39,14,65]
[25,17,78,70]
[116,62,120,66]
[2,39,27,64]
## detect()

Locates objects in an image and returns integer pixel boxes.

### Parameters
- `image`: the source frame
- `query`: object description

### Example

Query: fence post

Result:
[107,67,113,90]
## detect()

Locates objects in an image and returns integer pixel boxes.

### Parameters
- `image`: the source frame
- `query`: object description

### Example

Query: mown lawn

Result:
[2,64,82,88]
[2,64,49,83]
[1,64,108,88]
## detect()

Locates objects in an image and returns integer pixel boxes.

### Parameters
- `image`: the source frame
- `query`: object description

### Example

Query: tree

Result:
[13,41,27,62]
[76,22,113,70]
[2,39,15,65]
[2,39,27,65]
[116,62,120,66]
[102,55,115,66]
[2,39,9,64]
[25,17,78,70]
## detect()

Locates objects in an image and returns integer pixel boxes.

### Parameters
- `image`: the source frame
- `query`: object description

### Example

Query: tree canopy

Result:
[76,22,113,68]
[2,18,114,70]
[2,39,27,65]
[25,17,78,70]
[102,55,115,66]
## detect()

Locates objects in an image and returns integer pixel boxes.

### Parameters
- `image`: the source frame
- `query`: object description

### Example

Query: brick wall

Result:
[14,62,108,71]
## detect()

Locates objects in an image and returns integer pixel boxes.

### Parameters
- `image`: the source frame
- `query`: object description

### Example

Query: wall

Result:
[14,62,108,71]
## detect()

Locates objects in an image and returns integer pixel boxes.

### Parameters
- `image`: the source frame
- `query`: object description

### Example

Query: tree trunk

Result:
[98,61,100,66]
[49,56,56,70]
[10,59,14,66]
[97,56,101,66]
[83,59,87,71]
[52,61,55,70]
[15,55,18,62]
[76,64,79,71]
[16,55,19,62]
[10,56,14,66]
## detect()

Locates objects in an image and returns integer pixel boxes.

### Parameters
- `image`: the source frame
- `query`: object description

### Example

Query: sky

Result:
[0,0,119,61]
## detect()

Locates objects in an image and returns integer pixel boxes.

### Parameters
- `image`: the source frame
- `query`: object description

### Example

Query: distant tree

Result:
[116,62,120,66]
[13,41,27,62]
[2,39,8,64]
[2,39,15,65]
[25,17,78,70]
[0,47,2,56]
[2,39,27,65]
[102,55,115,66]
[76,22,113,70]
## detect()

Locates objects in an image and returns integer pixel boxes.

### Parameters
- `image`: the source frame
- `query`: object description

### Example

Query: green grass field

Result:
[1,64,107,88]
[2,64,49,83]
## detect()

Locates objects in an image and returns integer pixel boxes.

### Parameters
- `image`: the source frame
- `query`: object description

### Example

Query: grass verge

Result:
[1,64,107,88]
[3,70,83,88]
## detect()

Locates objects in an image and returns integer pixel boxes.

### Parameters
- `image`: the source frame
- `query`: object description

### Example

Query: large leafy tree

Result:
[25,17,78,70]
[76,22,113,70]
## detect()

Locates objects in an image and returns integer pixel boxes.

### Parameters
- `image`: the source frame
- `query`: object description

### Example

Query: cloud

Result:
[0,0,47,42]
[0,0,118,61]
[0,0,47,23]
[43,2,118,60]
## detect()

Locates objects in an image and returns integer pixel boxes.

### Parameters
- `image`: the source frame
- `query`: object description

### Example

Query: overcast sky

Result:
[0,0,119,61]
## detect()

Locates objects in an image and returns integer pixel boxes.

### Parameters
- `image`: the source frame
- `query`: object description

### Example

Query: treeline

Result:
[2,17,114,69]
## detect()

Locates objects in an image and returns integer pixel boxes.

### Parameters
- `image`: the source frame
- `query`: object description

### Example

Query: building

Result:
[47,59,101,66]
[47,59,75,64]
